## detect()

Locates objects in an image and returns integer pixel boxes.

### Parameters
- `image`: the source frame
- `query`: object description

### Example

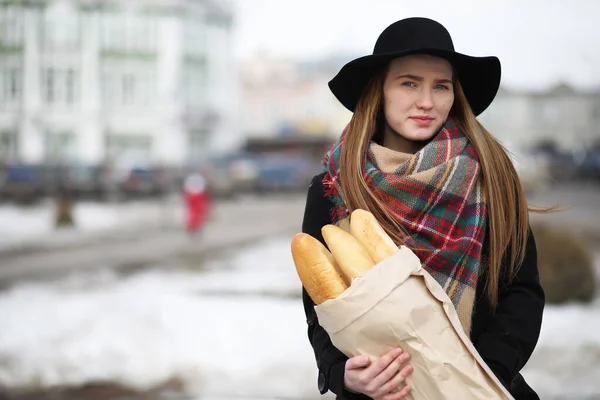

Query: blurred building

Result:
[479,83,600,151]
[0,0,238,168]
[241,53,600,153]
[239,52,352,139]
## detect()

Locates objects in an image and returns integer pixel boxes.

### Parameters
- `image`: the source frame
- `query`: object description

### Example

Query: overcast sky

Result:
[231,0,600,90]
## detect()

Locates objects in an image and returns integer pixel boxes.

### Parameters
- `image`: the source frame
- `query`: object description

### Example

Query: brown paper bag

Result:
[314,246,514,400]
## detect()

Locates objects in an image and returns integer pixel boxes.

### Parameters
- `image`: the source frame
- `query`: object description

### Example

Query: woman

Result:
[301,17,546,400]
[183,173,211,236]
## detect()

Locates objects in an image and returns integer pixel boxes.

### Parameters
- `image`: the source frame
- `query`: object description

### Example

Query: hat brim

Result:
[328,49,501,116]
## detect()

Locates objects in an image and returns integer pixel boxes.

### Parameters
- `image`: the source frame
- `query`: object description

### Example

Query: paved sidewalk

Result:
[0,193,308,284]
[3,183,597,285]
[0,195,186,256]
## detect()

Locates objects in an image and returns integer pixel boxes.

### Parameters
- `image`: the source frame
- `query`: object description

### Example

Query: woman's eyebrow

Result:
[396,74,422,81]
[395,74,453,84]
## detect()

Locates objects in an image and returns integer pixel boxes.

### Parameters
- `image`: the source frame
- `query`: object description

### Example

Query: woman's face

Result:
[382,54,455,153]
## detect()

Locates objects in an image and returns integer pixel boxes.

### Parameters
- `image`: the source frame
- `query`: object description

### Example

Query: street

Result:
[0,193,307,285]
[0,183,599,400]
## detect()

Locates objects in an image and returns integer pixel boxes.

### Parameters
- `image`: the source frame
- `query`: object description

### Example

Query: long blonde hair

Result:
[339,67,550,310]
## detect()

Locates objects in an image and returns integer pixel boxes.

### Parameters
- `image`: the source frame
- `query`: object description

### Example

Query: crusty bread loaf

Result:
[350,209,399,264]
[291,233,348,304]
[321,224,375,283]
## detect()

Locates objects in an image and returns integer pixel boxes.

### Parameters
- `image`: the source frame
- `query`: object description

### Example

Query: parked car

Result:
[193,158,236,199]
[254,154,317,193]
[530,143,578,183]
[117,166,172,198]
[573,146,600,181]
[186,151,261,199]
[42,163,114,200]
[0,163,45,204]
[228,152,260,193]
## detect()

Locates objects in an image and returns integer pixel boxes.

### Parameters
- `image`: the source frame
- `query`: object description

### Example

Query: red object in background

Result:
[184,190,210,234]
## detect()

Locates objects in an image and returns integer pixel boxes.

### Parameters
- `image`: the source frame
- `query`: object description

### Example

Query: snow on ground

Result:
[0,236,326,399]
[521,253,600,399]
[522,299,600,400]
[0,236,598,399]
[0,198,184,250]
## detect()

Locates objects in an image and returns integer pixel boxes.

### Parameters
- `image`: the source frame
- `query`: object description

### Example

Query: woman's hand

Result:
[343,347,413,400]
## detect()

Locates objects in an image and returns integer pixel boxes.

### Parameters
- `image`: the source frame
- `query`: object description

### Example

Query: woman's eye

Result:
[401,81,417,87]
[434,84,450,90]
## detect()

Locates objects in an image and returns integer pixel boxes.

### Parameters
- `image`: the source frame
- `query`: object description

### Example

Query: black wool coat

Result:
[301,173,545,400]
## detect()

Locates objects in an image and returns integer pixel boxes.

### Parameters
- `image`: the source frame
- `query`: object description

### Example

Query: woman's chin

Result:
[406,129,437,143]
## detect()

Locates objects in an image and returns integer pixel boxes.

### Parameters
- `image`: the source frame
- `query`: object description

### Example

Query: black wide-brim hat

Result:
[329,17,501,116]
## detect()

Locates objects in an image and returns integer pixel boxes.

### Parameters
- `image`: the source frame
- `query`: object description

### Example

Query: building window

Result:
[184,18,206,57]
[184,65,206,109]
[106,134,152,160]
[66,69,76,104]
[44,131,77,162]
[101,68,156,108]
[0,66,22,107]
[42,68,78,106]
[43,6,80,51]
[122,73,135,105]
[101,13,156,53]
[44,68,55,103]
[0,6,24,47]
[101,13,124,51]
[128,15,157,53]
[7,68,19,100]
[0,131,18,160]
[101,72,114,105]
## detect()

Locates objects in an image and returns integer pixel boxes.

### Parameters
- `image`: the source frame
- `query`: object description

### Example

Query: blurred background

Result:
[0,0,599,399]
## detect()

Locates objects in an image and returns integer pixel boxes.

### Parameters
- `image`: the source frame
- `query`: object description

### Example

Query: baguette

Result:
[291,233,348,304]
[322,224,375,283]
[350,209,399,264]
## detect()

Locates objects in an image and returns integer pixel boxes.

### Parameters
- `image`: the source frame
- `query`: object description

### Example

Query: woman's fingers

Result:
[370,352,410,392]
[345,348,412,399]
[382,384,412,400]
[379,364,413,395]
[344,355,374,394]
[362,347,403,382]
[346,355,372,371]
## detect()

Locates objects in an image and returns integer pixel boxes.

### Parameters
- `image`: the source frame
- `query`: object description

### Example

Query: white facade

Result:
[240,54,600,152]
[478,84,600,151]
[0,0,239,167]
[239,53,352,139]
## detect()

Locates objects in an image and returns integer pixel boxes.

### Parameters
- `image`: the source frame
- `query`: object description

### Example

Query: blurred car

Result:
[43,163,115,200]
[254,153,318,193]
[573,146,600,181]
[228,153,260,193]
[189,152,261,199]
[194,157,236,199]
[67,164,109,198]
[530,143,578,183]
[0,163,45,204]
[117,166,172,198]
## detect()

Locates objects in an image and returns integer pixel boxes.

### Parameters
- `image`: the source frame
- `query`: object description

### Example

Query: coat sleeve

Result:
[473,226,545,388]
[301,174,371,399]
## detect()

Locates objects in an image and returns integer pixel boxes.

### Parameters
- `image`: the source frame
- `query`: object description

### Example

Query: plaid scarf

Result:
[322,119,487,333]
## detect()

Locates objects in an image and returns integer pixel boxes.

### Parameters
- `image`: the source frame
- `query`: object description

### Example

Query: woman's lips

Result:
[410,116,434,126]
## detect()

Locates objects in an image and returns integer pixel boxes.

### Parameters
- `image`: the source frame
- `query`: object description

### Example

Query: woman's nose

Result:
[416,89,434,110]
